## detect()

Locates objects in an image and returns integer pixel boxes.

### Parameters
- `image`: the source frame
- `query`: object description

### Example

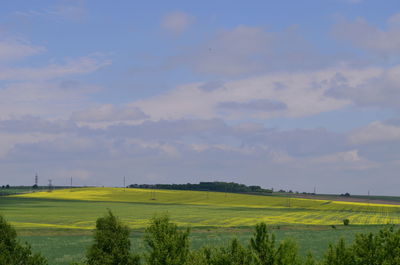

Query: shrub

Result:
[204,238,253,265]
[343,219,350,226]
[85,210,140,265]
[250,222,301,265]
[322,238,355,265]
[0,215,47,265]
[144,215,190,265]
[352,226,400,265]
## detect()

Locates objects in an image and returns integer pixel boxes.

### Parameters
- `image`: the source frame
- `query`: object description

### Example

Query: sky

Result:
[0,0,400,195]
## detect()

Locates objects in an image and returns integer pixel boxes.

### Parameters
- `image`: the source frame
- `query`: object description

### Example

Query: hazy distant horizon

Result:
[0,0,399,195]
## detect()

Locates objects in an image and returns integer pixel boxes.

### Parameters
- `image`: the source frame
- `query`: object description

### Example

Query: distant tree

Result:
[352,226,400,265]
[202,238,253,265]
[144,215,190,265]
[85,210,140,265]
[322,238,355,265]
[343,219,350,226]
[0,215,47,265]
[250,223,276,264]
[250,222,301,265]
[32,184,38,189]
[5,184,10,189]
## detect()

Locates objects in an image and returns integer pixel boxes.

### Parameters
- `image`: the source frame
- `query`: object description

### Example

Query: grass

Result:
[18,225,388,265]
[1,187,400,264]
[3,187,400,230]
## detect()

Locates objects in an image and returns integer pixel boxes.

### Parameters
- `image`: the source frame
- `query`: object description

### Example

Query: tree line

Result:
[128,181,273,194]
[2,212,400,265]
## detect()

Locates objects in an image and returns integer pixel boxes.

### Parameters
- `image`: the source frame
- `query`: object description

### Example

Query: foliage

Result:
[250,222,301,265]
[144,215,190,265]
[85,210,140,265]
[352,226,400,265]
[250,222,276,264]
[343,219,350,226]
[204,238,253,265]
[129,182,273,193]
[322,238,355,265]
[0,215,47,265]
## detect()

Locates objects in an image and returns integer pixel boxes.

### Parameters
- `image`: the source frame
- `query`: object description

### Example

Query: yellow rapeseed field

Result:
[3,187,400,229]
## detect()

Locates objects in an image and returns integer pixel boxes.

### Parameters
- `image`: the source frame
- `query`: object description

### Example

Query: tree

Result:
[86,210,140,265]
[322,238,355,265]
[144,215,190,265]
[0,215,47,265]
[250,223,277,265]
[352,226,400,265]
[204,238,253,265]
[250,222,301,265]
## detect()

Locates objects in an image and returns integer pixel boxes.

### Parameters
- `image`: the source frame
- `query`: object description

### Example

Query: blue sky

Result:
[1,0,400,195]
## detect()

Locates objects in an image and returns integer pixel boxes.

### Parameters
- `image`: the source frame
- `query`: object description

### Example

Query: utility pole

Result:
[70,177,72,188]
[48,179,52,192]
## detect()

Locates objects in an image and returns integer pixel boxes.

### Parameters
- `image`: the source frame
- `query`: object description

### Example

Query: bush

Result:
[250,222,301,265]
[85,210,140,265]
[352,226,400,265]
[203,238,253,265]
[144,215,190,265]
[322,238,355,265]
[343,219,350,226]
[0,215,47,265]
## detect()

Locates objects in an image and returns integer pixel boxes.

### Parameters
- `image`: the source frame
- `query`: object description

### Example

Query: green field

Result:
[1,187,400,264]
[2,187,400,229]
[18,226,386,265]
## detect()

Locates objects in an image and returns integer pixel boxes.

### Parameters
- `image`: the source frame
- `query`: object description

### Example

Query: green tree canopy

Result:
[0,215,47,265]
[86,210,140,265]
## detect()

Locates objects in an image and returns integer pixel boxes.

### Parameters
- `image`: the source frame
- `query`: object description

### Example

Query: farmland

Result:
[1,187,400,264]
[3,187,400,230]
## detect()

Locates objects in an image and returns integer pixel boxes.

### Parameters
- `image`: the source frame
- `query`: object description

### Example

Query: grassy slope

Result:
[1,187,399,230]
[2,187,399,265]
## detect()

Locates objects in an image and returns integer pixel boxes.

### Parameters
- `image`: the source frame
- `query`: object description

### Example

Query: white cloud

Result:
[161,11,194,35]
[349,121,400,145]
[169,25,331,77]
[0,81,102,119]
[132,67,375,121]
[0,116,398,194]
[71,104,148,123]
[0,55,111,81]
[0,40,45,62]
[333,13,400,55]
[325,65,400,108]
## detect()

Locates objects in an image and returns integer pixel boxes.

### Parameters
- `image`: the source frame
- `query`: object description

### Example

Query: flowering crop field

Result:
[1,187,400,230]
